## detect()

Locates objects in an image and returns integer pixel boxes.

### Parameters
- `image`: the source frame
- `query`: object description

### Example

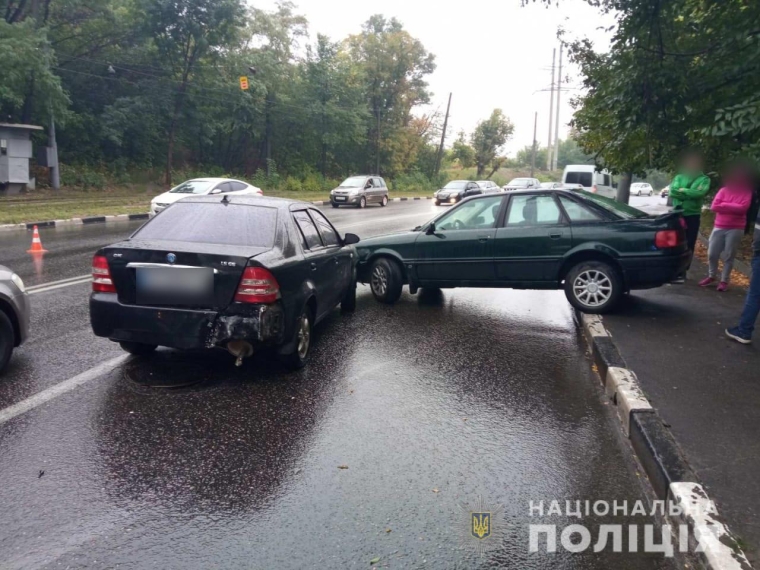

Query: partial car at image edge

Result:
[0,265,30,374]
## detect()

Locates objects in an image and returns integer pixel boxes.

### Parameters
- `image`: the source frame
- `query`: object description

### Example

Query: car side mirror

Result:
[343,232,360,245]
[425,222,436,235]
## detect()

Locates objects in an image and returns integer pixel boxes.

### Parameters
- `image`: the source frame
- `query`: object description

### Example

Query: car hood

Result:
[152,191,196,205]
[436,188,461,195]
[356,230,418,254]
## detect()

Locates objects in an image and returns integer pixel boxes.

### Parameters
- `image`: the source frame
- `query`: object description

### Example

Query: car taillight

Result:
[92,255,116,293]
[235,266,279,303]
[655,230,683,249]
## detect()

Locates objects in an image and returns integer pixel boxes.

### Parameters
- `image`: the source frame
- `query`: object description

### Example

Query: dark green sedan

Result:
[356,189,690,313]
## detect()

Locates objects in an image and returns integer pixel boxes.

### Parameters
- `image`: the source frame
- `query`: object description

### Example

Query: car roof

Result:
[176,194,314,210]
[182,177,246,184]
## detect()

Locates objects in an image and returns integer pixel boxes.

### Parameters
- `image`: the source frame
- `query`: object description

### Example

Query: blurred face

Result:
[682,153,703,174]
[725,166,754,188]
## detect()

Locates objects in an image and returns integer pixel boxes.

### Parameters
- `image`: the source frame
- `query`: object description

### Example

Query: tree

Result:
[451,130,475,168]
[471,109,514,177]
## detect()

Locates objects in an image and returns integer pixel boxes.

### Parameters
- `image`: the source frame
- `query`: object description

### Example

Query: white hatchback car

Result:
[150,178,263,216]
[631,182,654,196]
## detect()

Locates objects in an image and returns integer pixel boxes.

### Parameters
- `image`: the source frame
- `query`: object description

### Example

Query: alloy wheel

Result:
[296,314,311,359]
[371,265,388,297]
[573,269,613,308]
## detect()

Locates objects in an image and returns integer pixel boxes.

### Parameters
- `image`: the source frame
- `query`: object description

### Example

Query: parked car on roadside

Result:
[476,180,501,194]
[660,185,670,198]
[0,265,30,373]
[631,183,654,196]
[562,165,615,198]
[434,180,482,205]
[150,178,262,216]
[330,175,389,208]
[503,177,541,191]
[90,196,360,369]
[356,189,689,314]
[539,182,583,190]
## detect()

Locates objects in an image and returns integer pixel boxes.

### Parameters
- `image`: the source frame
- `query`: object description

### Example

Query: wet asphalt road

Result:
[0,199,673,569]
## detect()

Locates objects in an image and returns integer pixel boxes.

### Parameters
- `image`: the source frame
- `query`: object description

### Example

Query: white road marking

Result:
[0,355,129,426]
[28,275,92,295]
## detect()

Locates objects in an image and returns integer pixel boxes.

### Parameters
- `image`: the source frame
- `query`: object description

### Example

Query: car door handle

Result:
[477,235,490,243]
[310,262,318,271]
[549,232,563,240]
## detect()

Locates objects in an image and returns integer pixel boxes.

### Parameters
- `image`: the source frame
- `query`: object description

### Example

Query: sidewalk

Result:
[603,258,760,563]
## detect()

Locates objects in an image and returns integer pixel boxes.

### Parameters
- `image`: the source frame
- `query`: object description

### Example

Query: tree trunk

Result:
[616,172,633,204]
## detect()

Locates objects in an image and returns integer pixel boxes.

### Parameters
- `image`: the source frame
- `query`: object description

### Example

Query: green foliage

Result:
[470,109,514,177]
[451,131,476,168]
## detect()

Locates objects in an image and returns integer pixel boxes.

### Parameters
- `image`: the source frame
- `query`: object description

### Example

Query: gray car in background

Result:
[330,175,389,208]
[0,265,30,373]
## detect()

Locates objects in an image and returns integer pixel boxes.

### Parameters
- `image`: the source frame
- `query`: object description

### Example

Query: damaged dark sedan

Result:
[89,195,359,369]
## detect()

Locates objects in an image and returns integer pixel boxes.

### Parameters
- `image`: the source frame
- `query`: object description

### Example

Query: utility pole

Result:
[552,43,563,172]
[530,111,538,178]
[48,111,60,190]
[546,48,556,171]
[434,92,452,177]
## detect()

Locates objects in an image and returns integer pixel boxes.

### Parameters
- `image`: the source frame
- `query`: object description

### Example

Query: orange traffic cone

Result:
[27,225,48,254]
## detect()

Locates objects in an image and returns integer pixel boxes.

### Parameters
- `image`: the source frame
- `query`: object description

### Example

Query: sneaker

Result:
[726,327,752,344]
[671,275,686,284]
[717,282,728,292]
[698,276,716,287]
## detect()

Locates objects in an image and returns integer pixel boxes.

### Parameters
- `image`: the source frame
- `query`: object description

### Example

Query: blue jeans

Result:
[737,255,760,338]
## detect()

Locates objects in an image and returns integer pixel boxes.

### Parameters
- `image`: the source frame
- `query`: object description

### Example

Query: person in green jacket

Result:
[669,151,711,283]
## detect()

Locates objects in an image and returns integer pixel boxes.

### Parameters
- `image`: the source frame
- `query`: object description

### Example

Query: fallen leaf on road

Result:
[385,528,392,533]
[432,488,439,493]
[370,557,380,564]
[338,464,349,469]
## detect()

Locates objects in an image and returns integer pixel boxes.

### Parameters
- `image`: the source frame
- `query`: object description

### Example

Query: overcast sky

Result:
[256,0,615,155]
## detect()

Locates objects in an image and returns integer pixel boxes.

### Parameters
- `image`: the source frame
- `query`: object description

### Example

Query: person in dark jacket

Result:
[725,208,760,344]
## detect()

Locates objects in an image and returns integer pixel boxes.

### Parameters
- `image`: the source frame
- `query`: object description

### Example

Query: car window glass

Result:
[229,181,247,191]
[310,210,340,247]
[372,177,383,188]
[558,196,603,222]
[292,211,323,250]
[603,174,611,186]
[507,195,562,225]
[215,182,232,193]
[435,196,503,231]
[134,203,277,247]
[365,178,374,188]
[565,172,593,187]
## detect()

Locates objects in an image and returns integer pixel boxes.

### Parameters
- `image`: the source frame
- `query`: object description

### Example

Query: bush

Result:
[283,176,303,192]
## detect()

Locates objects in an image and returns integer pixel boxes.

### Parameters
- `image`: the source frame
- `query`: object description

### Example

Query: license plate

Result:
[136,267,213,305]
[335,196,346,201]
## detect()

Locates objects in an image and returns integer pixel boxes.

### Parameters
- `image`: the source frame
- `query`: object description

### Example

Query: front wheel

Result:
[380,195,388,207]
[0,311,15,374]
[281,309,313,370]
[434,200,441,206]
[369,258,403,304]
[331,202,339,208]
[637,190,642,196]
[119,341,157,356]
[358,196,367,209]
[564,261,623,314]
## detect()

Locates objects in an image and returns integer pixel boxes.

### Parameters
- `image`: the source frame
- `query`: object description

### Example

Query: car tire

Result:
[119,341,157,356]
[341,273,357,313]
[434,200,441,206]
[281,308,313,370]
[380,195,388,207]
[0,310,15,374]
[369,258,403,304]
[331,202,339,208]
[637,190,641,196]
[358,196,367,209]
[564,260,623,314]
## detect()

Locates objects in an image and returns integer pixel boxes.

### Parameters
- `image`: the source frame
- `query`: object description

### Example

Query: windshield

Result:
[169,180,216,194]
[507,178,530,186]
[338,176,367,188]
[443,181,468,190]
[135,202,278,246]
[579,191,649,219]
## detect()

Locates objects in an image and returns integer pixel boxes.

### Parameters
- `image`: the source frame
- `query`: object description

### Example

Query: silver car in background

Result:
[0,265,30,373]
[476,180,501,194]
[330,175,389,208]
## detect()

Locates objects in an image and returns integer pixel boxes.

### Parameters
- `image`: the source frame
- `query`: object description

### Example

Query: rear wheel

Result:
[0,311,15,374]
[369,258,403,304]
[281,308,313,370]
[381,195,388,207]
[119,341,157,356]
[564,261,623,314]
[358,196,367,209]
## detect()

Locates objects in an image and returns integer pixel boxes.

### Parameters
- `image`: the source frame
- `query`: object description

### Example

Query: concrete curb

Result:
[0,197,434,232]
[576,310,752,569]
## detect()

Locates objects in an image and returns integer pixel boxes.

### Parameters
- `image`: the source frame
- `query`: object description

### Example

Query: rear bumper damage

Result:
[89,293,285,350]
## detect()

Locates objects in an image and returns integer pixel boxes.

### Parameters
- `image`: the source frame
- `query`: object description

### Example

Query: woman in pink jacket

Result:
[699,163,756,291]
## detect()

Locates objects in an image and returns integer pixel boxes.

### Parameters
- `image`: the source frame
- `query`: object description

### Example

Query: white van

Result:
[562,165,615,198]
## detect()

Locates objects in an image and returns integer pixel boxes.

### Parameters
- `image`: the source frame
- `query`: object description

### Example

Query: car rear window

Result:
[134,202,278,247]
[565,171,593,187]
[578,191,649,219]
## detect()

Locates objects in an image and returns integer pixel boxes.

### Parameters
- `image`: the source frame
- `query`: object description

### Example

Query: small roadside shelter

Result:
[0,123,44,195]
